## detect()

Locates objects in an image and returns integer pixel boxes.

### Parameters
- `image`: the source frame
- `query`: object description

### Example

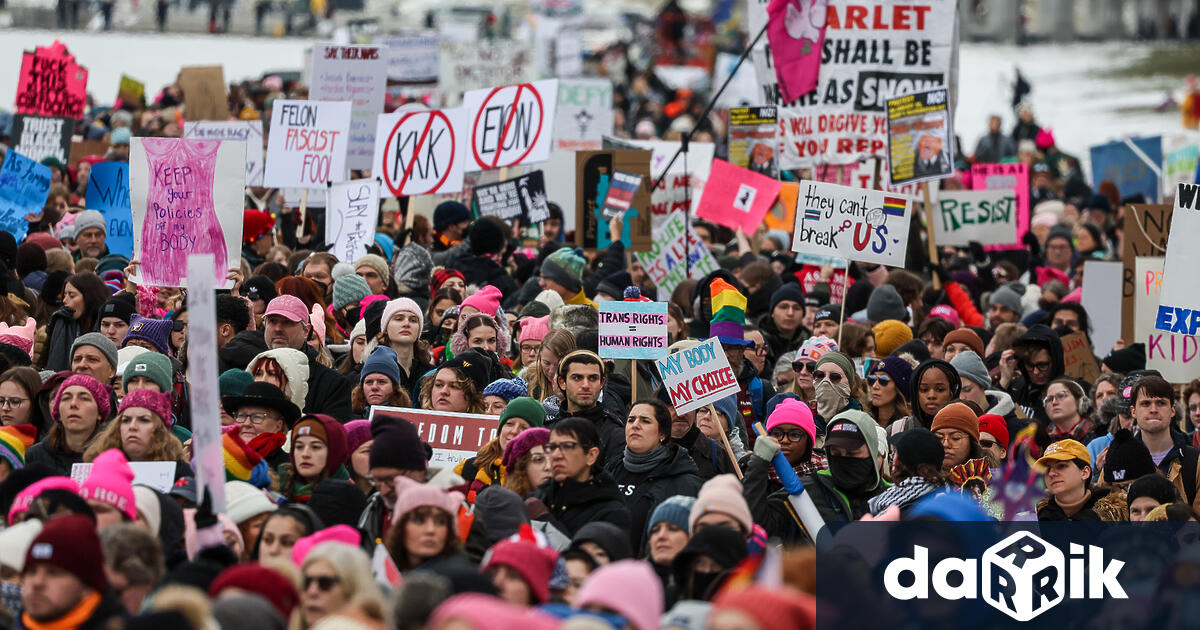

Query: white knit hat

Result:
[224,481,277,525]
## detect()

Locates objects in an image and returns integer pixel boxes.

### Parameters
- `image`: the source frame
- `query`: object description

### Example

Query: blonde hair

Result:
[84,411,185,463]
[300,543,385,630]
[525,329,576,400]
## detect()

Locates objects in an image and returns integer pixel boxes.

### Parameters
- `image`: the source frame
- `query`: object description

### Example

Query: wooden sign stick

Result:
[923,181,941,290]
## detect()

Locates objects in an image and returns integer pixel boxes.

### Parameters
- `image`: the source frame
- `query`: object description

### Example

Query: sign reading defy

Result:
[599,301,669,360]
[655,337,740,415]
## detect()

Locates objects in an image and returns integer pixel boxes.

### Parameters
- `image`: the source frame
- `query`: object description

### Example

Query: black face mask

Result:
[828,455,877,494]
[689,570,721,600]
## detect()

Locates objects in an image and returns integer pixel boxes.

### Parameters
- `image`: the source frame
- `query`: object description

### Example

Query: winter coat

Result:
[1006,325,1064,422]
[973,132,1017,163]
[756,313,809,372]
[24,440,88,476]
[1141,428,1200,515]
[551,403,627,469]
[672,424,733,480]
[605,445,702,552]
[358,491,389,547]
[800,469,887,523]
[15,590,127,630]
[533,470,633,537]
[1036,487,1127,521]
[301,345,354,421]
[218,329,268,372]
[456,253,520,300]
[40,307,80,371]
[741,451,806,542]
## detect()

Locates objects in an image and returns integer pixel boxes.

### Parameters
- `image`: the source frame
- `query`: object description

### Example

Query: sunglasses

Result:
[866,374,891,387]
[304,575,341,591]
[791,361,818,374]
[980,439,999,449]
[813,370,843,384]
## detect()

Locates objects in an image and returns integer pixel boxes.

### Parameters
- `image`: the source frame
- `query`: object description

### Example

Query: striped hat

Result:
[223,432,270,489]
[709,278,753,347]
[0,425,36,471]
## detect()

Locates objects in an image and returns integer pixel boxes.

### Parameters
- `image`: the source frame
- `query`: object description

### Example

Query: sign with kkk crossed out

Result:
[373,107,467,197]
[460,79,558,172]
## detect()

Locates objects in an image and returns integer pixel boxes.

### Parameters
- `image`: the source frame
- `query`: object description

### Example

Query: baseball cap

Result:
[1035,439,1090,469]
[263,295,308,323]
[823,419,866,452]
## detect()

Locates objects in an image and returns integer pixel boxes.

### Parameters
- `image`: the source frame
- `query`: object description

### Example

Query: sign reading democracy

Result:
[12,115,74,163]
[0,149,52,243]
[461,79,558,172]
[264,100,352,188]
[184,120,265,187]
[369,407,500,467]
[790,180,911,266]
[311,44,388,170]
[696,159,783,234]
[326,179,381,264]
[933,190,1018,247]
[636,210,719,300]
[1154,183,1200,336]
[15,41,88,119]
[886,87,953,186]
[86,162,134,258]
[375,107,467,197]
[599,301,669,360]
[1136,256,1200,383]
[655,338,740,415]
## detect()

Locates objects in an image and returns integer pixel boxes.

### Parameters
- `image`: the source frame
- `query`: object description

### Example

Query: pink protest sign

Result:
[971,162,1029,252]
[695,159,783,234]
[129,138,246,288]
[15,41,89,120]
[766,0,828,103]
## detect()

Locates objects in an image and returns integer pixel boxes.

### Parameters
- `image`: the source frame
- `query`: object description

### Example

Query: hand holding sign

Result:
[655,338,741,415]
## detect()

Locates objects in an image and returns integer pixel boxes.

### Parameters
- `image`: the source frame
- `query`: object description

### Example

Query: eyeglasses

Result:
[1043,392,1071,406]
[545,441,580,453]
[979,439,999,450]
[866,374,891,387]
[0,397,29,408]
[752,345,768,355]
[813,370,843,384]
[519,344,540,354]
[303,575,341,591]
[234,412,277,425]
[768,429,807,443]
[365,476,395,489]
[1024,360,1053,373]
[791,361,818,374]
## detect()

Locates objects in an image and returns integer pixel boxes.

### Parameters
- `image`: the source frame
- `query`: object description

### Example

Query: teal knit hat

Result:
[499,396,546,429]
[333,274,371,310]
[122,352,174,392]
[219,369,254,397]
[540,248,586,293]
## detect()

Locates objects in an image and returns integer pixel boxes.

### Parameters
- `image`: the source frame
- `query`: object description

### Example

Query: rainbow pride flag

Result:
[882,196,907,217]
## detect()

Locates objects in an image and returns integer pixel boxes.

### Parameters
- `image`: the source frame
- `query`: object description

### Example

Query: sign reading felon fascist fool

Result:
[790,180,911,266]
[655,338,740,415]
[1154,183,1200,337]
[598,301,669,361]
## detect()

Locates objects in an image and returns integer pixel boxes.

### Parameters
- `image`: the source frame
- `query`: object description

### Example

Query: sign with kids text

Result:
[311,44,388,170]
[599,301,669,360]
[933,189,1018,247]
[885,87,953,186]
[0,150,52,243]
[1136,256,1200,383]
[326,179,381,264]
[696,159,783,234]
[15,41,88,120]
[1154,183,1200,337]
[461,79,558,172]
[264,100,352,188]
[655,338,740,415]
[790,180,911,266]
[85,162,134,258]
[369,407,500,467]
[12,115,74,163]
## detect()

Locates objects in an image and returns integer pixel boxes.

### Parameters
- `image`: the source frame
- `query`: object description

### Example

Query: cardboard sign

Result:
[636,211,720,300]
[764,182,799,232]
[85,162,134,258]
[970,162,1029,252]
[1122,204,1172,343]
[600,171,642,220]
[599,301,669,360]
[183,120,265,187]
[178,66,228,121]
[71,462,177,494]
[728,106,778,178]
[129,138,245,288]
[15,41,88,120]
[1135,256,1200,383]
[473,171,550,223]
[790,179,912,266]
[655,337,740,415]
[886,87,953,186]
[461,79,558,172]
[1060,332,1099,383]
[932,190,1018,247]
[311,44,388,170]
[554,78,613,151]
[607,138,716,229]
[186,253,226,513]
[369,406,500,467]
[696,159,783,234]
[438,40,534,94]
[1154,183,1200,336]
[378,32,440,84]
[12,115,74,164]
[1081,260,1123,359]
[264,100,353,189]
[576,150,653,251]
[0,149,52,243]
[1090,137,1162,204]
[70,140,111,169]
[118,74,145,106]
[374,107,466,197]
[326,178,381,263]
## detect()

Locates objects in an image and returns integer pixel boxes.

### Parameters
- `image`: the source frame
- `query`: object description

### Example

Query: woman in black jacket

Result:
[605,399,702,552]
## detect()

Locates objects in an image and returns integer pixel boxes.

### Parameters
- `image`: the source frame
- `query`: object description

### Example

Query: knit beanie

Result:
[575,560,663,630]
[122,315,174,355]
[79,449,138,521]
[989,284,1023,316]
[354,254,390,285]
[361,346,402,387]
[501,427,551,470]
[484,378,528,404]
[344,420,372,457]
[872,320,913,357]
[867,285,907,323]
[219,369,254,398]
[9,477,78,526]
[369,417,427,471]
[122,350,174,393]
[100,294,136,325]
[942,328,986,358]
[470,217,508,256]
[390,475,464,527]
[132,486,163,536]
[243,275,278,304]
[518,315,550,345]
[1126,473,1180,507]
[381,297,425,336]
[713,585,815,630]
[890,428,944,473]
[1046,224,1074,250]
[210,564,299,620]
[596,270,632,299]
[689,474,753,534]
[0,319,36,356]
[1103,429,1157,483]
[540,248,586,293]
[433,201,471,232]
[709,278,750,346]
[441,351,492,394]
[306,479,367,530]
[292,414,348,478]
[499,396,545,429]
[534,289,565,313]
[927,304,961,328]
[646,495,696,538]
[473,486,530,540]
[332,274,371,310]
[1102,343,1146,374]
[223,432,270,488]
[74,210,107,236]
[72,332,118,370]
[949,350,991,389]
[0,425,36,471]
[815,351,857,389]
[796,336,838,363]
[872,356,914,399]
[430,268,466,295]
[769,283,806,314]
[931,402,980,441]
[23,514,107,592]
[52,373,111,421]
[483,538,559,604]
[461,285,503,318]
[764,398,816,445]
[977,414,1009,447]
[291,525,362,567]
[117,389,172,425]
[813,303,841,324]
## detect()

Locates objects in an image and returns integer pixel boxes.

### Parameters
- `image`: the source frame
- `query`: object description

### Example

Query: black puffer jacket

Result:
[605,445,702,551]
[301,346,354,421]
[552,403,627,469]
[672,424,733,480]
[1006,324,1065,422]
[534,470,632,537]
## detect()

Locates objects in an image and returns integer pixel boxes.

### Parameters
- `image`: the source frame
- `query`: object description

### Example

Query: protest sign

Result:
[1090,137,1162,204]
[374,107,467,197]
[264,100,352,189]
[1122,204,1172,343]
[764,182,799,232]
[326,179,381,263]
[797,265,847,302]
[932,190,1017,247]
[118,74,145,106]
[71,462,176,494]
[554,79,613,151]
[473,171,550,223]
[774,1,957,168]
[970,162,1029,252]
[461,79,559,172]
[1163,134,1199,196]
[15,41,88,120]
[129,138,245,288]
[184,120,265,187]
[1153,183,1200,336]
[377,32,440,84]
[599,301,669,360]
[765,0,828,103]
[1060,332,1100,384]
[728,106,778,178]
[576,150,652,251]
[369,407,500,467]
[1081,260,1123,359]
[790,180,911,266]
[600,171,642,220]
[1135,256,1200,383]
[0,149,52,243]
[605,137,716,227]
[85,162,133,258]
[886,87,953,186]
[12,115,74,164]
[186,253,226,513]
[636,211,720,300]
[70,140,111,169]
[655,337,740,415]
[178,66,228,121]
[311,44,388,170]
[696,159,783,234]
[439,40,534,94]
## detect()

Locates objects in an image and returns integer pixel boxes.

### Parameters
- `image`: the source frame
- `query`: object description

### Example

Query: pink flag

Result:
[766,0,828,103]
[695,159,784,234]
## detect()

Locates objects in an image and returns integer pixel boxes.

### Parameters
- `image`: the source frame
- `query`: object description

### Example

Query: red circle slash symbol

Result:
[382,110,455,196]
[471,83,544,170]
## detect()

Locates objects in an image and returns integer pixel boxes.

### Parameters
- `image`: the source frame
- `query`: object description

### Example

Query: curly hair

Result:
[449,313,511,359]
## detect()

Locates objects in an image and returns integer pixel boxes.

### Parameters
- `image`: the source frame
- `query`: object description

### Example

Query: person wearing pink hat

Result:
[744,397,820,542]
[261,295,353,421]
[78,448,138,529]
[25,373,111,476]
[483,536,559,606]
[8,476,79,525]
[429,593,560,630]
[574,559,664,630]
[383,476,465,573]
[515,315,549,374]
[377,297,434,397]
[83,389,188,476]
[459,285,503,318]
[448,309,512,363]
[343,419,373,496]
[0,318,36,358]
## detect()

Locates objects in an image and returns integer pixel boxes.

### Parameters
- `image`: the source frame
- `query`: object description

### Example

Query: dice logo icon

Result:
[981,531,1065,621]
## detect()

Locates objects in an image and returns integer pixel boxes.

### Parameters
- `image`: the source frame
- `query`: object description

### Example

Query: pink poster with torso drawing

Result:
[129,137,246,288]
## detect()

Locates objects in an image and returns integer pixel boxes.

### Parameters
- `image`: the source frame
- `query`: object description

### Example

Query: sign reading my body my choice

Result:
[1155,183,1200,336]
[599,301,668,360]
[655,337,740,415]
[264,100,352,188]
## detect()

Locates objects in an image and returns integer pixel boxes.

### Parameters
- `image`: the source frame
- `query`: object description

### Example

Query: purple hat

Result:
[122,314,173,354]
[344,419,372,458]
[870,356,914,400]
[502,427,550,471]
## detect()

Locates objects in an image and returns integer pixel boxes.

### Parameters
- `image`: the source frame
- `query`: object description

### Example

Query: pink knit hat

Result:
[380,297,424,336]
[501,427,550,471]
[343,419,372,462]
[309,303,326,346]
[460,285,502,318]
[689,474,754,534]
[429,594,559,630]
[765,398,816,445]
[51,374,111,422]
[517,315,550,345]
[390,475,464,529]
[0,318,36,356]
[927,305,961,328]
[117,389,171,425]
[575,559,664,630]
[291,524,362,566]
[78,449,137,521]
[9,477,78,525]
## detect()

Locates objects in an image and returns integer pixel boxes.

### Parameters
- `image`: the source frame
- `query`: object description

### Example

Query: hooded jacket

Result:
[300,345,354,421]
[672,424,733,480]
[800,410,889,523]
[1006,324,1064,421]
[218,329,269,373]
[533,469,632,537]
[605,444,702,552]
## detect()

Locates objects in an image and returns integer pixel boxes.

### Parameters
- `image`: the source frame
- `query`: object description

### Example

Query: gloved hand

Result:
[929,263,949,286]
[968,240,989,266]
[194,487,218,530]
[753,435,781,462]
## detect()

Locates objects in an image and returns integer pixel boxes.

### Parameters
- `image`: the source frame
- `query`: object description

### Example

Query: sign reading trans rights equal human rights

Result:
[598,301,668,360]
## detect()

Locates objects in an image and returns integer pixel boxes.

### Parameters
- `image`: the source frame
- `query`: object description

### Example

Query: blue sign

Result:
[1089,136,1162,204]
[0,149,52,243]
[85,162,133,257]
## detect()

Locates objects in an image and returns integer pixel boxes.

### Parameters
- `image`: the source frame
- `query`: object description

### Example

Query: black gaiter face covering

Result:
[828,455,877,494]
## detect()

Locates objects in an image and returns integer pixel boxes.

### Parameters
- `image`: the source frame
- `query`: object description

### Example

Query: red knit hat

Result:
[243,209,275,245]
[51,373,111,422]
[978,414,1010,447]
[23,514,107,592]
[713,585,816,630]
[210,563,299,619]
[483,538,559,604]
[430,269,465,296]
[290,414,348,478]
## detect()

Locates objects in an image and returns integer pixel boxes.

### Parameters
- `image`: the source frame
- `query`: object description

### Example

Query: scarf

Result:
[21,591,101,630]
[867,477,941,515]
[814,379,851,421]
[248,431,287,459]
[624,445,672,474]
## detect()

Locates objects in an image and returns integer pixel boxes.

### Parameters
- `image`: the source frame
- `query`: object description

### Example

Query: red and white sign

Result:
[460,79,558,172]
[373,107,466,197]
[368,406,500,467]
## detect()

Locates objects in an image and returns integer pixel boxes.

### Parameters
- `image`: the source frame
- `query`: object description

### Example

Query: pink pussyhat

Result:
[291,524,362,566]
[78,449,137,521]
[309,303,326,347]
[927,305,961,328]
[460,285,502,318]
[9,477,78,525]
[0,318,36,356]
